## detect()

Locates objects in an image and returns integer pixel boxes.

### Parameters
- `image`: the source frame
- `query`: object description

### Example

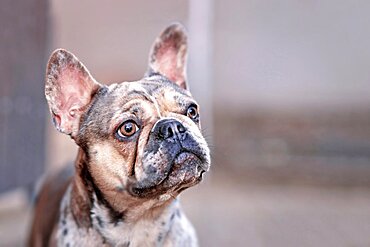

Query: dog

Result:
[28,23,211,247]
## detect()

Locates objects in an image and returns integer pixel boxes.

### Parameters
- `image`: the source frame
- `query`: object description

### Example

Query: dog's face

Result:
[45,24,210,203]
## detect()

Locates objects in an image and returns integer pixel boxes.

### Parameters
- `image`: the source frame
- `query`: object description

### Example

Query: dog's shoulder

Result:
[28,165,73,247]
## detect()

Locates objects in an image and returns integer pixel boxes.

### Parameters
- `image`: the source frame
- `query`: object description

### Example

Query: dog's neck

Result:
[69,148,178,228]
[89,191,180,246]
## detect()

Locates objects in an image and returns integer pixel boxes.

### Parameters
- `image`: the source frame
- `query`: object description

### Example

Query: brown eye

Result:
[187,105,199,120]
[117,121,139,138]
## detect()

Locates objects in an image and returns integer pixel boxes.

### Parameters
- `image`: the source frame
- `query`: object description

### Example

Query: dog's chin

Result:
[167,152,206,184]
[127,151,208,199]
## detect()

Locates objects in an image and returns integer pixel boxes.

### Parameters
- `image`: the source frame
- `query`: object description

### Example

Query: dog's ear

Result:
[147,23,188,90]
[45,49,101,137]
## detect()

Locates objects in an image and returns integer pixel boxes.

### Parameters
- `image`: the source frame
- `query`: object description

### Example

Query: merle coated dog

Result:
[28,23,210,247]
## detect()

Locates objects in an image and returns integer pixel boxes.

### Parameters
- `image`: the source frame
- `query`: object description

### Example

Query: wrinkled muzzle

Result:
[127,118,210,198]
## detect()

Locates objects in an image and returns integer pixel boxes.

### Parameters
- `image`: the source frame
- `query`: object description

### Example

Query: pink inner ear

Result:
[57,66,96,116]
[155,43,185,86]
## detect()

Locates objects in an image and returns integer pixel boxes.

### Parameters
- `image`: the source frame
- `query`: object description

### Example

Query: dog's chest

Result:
[57,186,107,247]
[56,185,196,247]
[90,198,173,246]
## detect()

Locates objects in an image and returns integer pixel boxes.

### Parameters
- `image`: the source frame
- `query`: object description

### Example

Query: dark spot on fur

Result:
[111,211,125,226]
[63,205,68,219]
[63,228,68,236]
[66,243,70,247]
[176,209,181,217]
[170,213,175,221]
[123,241,130,247]
[145,70,162,78]
[96,215,104,228]
[146,164,157,174]
[157,233,163,242]
[161,221,165,226]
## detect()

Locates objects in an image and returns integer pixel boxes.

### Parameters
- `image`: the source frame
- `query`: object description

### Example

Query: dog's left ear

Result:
[147,23,188,90]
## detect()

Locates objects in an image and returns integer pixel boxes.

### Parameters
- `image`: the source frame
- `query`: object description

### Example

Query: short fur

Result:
[28,23,210,247]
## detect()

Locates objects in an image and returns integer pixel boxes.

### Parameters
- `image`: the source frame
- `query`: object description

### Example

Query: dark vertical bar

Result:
[0,0,48,192]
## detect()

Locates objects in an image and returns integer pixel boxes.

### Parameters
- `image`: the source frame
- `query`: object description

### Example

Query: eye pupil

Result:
[125,123,133,133]
[118,121,138,138]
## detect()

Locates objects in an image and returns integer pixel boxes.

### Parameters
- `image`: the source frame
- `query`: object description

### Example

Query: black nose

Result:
[157,119,186,140]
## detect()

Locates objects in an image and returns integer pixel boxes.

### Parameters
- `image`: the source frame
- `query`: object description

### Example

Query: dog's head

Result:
[45,23,210,203]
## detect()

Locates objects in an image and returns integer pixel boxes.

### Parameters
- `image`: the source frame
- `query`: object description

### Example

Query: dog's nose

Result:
[157,119,186,140]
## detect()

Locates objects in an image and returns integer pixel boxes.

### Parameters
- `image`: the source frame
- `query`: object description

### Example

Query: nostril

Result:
[167,126,174,138]
[159,125,174,139]
[177,123,185,133]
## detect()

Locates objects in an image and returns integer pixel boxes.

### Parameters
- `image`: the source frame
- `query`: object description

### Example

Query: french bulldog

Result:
[28,23,210,247]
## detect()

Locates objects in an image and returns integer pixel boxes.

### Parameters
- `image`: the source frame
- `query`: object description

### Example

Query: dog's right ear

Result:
[45,49,101,137]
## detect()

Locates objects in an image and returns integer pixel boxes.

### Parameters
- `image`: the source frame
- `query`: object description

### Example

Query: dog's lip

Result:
[174,151,199,164]
[175,149,207,165]
[126,150,207,198]
[172,150,208,175]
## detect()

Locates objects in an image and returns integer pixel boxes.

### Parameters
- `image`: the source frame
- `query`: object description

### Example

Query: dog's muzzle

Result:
[127,118,210,198]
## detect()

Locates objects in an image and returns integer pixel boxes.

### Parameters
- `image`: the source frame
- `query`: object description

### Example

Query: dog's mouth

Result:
[126,150,208,198]
[174,151,208,178]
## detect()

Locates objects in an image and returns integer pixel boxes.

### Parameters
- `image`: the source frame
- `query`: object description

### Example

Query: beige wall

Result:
[214,0,370,111]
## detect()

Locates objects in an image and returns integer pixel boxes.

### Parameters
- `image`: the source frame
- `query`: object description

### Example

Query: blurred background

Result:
[1,0,370,246]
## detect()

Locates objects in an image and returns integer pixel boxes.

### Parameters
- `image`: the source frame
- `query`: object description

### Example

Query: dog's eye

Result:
[186,105,199,120]
[117,121,139,138]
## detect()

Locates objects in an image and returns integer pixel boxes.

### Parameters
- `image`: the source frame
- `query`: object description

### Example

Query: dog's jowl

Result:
[28,23,211,247]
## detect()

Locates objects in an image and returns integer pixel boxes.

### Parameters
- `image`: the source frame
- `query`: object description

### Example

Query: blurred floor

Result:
[0,189,31,247]
[1,170,370,246]
[184,171,370,247]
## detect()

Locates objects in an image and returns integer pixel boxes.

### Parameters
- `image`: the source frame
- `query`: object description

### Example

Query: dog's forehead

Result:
[107,78,193,110]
